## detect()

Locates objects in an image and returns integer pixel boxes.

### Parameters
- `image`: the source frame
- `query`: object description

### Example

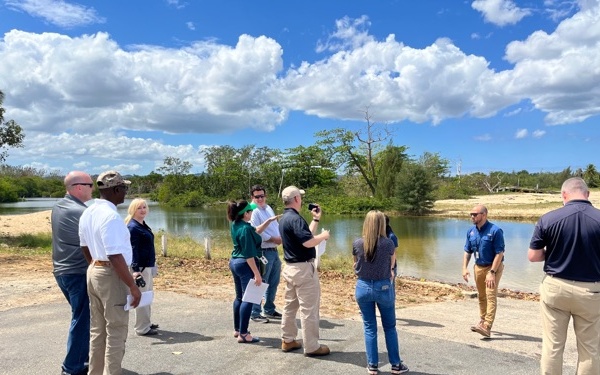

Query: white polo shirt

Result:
[79,199,132,265]
[250,204,280,249]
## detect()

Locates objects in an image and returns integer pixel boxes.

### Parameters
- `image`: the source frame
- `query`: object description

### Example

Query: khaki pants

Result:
[474,263,504,328]
[281,261,321,353]
[540,275,600,375]
[87,265,129,375]
[133,267,154,335]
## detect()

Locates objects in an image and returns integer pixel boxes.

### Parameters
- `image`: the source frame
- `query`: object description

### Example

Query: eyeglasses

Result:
[253,195,265,199]
[470,212,482,217]
[72,183,93,188]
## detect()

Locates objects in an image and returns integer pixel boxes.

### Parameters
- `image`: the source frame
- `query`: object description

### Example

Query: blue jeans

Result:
[355,278,401,367]
[251,249,281,317]
[55,273,90,374]
[230,258,256,334]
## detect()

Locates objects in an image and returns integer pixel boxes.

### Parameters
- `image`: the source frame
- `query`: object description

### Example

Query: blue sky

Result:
[0,0,599,176]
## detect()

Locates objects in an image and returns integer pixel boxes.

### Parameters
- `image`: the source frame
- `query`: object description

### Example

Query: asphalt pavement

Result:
[0,291,578,375]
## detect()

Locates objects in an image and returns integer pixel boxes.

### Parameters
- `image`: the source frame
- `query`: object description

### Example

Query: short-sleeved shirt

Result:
[529,200,600,282]
[464,221,505,266]
[353,237,395,280]
[250,204,280,249]
[387,230,398,248]
[128,219,156,271]
[279,207,315,263]
[79,199,132,265]
[230,220,262,259]
[51,194,89,276]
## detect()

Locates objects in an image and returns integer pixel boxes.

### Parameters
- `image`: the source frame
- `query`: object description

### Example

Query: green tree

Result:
[155,157,197,205]
[316,108,393,196]
[0,91,25,163]
[583,164,600,188]
[395,162,435,215]
[281,145,337,190]
[375,144,408,199]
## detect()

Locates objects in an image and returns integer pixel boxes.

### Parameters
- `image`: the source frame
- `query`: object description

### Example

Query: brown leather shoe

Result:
[281,339,302,352]
[305,344,330,357]
[473,322,491,338]
[470,319,484,332]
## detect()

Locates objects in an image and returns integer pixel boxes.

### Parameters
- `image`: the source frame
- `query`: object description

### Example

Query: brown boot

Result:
[305,344,330,357]
[470,319,484,332]
[281,339,302,352]
[473,322,491,338]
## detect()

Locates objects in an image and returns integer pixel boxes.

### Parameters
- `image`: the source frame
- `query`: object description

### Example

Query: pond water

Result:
[0,198,544,292]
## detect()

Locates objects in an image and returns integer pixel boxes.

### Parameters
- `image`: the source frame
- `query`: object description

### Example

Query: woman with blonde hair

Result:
[125,198,158,336]
[353,210,409,374]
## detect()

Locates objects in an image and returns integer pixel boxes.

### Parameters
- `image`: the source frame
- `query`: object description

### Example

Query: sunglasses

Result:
[253,195,265,199]
[72,183,93,188]
[470,212,482,217]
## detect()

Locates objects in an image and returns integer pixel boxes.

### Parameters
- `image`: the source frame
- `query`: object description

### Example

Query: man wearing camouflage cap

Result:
[79,171,141,375]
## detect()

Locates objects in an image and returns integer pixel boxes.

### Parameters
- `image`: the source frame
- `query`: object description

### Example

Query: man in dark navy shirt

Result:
[528,177,600,375]
[462,204,505,338]
[278,186,330,357]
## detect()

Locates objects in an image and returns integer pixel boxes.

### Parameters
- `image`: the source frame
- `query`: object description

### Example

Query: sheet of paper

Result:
[125,290,154,311]
[317,238,326,257]
[315,232,327,268]
[241,280,269,305]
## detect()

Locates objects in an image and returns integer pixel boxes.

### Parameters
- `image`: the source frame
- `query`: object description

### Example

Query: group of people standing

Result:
[50,171,600,375]
[51,170,157,375]
[226,184,409,373]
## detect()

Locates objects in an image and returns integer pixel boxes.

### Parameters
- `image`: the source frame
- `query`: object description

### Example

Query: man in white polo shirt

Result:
[79,170,141,375]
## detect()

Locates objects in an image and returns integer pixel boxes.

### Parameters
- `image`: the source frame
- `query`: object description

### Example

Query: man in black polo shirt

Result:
[278,186,330,357]
[528,177,600,375]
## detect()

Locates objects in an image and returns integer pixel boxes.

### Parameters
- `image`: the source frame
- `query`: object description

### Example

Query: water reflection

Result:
[0,199,545,292]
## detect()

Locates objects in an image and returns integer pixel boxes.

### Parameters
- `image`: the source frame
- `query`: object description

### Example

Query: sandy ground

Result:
[432,190,600,220]
[0,210,52,236]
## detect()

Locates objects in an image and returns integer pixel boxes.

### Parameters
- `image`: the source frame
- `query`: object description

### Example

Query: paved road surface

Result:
[0,292,577,374]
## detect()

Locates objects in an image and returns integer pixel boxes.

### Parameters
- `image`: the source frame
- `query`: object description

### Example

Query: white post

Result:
[161,234,167,257]
[204,237,211,260]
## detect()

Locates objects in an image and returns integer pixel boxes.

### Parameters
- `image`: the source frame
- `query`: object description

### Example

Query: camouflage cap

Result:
[96,170,131,190]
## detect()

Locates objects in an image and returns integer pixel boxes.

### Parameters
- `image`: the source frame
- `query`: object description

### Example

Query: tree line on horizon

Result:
[1,148,598,215]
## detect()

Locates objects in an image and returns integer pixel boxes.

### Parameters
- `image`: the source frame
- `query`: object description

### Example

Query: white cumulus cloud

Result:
[472,0,532,26]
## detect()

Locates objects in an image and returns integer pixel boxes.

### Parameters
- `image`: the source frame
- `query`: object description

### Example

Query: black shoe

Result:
[264,311,282,319]
[250,315,270,323]
[139,328,159,336]
[150,323,159,329]
[61,367,88,375]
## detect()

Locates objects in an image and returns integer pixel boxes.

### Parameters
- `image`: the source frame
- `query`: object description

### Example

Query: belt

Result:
[263,248,278,251]
[546,274,600,283]
[286,258,314,264]
[93,260,111,267]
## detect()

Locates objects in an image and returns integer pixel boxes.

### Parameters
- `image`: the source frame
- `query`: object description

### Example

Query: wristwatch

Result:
[489,269,496,275]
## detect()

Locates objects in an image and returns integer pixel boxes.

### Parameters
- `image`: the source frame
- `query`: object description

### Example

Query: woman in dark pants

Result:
[227,200,278,343]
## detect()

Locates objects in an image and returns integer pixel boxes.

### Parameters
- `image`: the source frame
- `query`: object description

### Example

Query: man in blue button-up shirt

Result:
[462,204,505,338]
